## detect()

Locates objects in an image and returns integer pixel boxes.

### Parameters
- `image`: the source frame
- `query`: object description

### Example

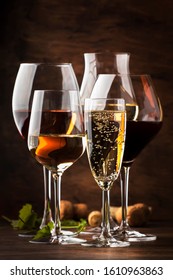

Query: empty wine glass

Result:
[28,89,86,244]
[80,52,130,233]
[12,63,79,236]
[82,98,129,247]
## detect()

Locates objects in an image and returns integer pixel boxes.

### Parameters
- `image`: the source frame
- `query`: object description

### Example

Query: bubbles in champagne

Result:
[86,110,125,190]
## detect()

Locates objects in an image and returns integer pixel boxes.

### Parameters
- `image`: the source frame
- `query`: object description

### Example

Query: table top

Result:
[0,220,173,260]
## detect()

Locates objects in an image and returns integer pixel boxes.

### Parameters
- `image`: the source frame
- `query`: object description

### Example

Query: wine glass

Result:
[83,98,129,247]
[12,63,79,236]
[90,74,163,242]
[115,74,163,242]
[80,52,130,233]
[28,89,85,244]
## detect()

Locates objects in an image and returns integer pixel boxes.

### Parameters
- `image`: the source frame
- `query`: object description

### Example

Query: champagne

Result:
[85,110,126,190]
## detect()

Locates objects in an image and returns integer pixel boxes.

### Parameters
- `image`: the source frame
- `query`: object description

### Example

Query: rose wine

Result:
[85,110,126,190]
[123,120,162,167]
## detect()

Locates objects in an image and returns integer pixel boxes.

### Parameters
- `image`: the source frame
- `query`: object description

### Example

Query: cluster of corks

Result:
[60,200,152,227]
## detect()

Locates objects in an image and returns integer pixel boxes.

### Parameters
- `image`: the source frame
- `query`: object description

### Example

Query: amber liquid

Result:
[28,110,85,172]
[123,120,162,166]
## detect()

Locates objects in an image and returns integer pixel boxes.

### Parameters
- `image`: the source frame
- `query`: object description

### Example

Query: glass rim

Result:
[34,89,79,94]
[85,97,125,101]
[19,62,72,67]
[84,52,130,56]
[85,97,125,105]
[116,73,151,78]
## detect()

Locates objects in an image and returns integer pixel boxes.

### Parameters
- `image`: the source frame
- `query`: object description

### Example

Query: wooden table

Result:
[0,220,173,260]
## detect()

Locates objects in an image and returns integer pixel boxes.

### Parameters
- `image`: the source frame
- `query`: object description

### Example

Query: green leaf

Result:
[32,221,54,240]
[18,206,39,230]
[2,204,40,230]
[2,204,87,236]
[32,219,87,241]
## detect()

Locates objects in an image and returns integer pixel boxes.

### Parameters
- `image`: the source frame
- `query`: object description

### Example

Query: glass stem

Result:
[40,167,52,229]
[100,189,112,239]
[120,166,131,230]
[52,173,62,237]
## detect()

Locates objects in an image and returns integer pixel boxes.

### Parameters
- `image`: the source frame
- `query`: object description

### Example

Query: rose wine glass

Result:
[90,74,163,242]
[80,52,130,233]
[83,98,129,247]
[28,89,85,244]
[12,63,79,236]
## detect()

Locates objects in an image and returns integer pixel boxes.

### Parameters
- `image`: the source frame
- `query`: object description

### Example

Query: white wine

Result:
[85,110,126,190]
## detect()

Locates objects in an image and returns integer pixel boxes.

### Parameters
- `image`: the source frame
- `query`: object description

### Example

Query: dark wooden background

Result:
[0,0,173,222]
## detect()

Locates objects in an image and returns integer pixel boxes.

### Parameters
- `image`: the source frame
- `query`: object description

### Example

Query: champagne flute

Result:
[83,98,129,247]
[80,52,130,233]
[12,63,79,236]
[90,74,163,241]
[28,89,85,244]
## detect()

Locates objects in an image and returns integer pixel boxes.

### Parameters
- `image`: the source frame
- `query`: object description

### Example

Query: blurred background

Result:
[0,0,173,221]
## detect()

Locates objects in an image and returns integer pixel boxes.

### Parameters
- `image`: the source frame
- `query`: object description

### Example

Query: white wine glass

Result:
[83,98,129,247]
[28,89,86,244]
[12,63,79,236]
[80,52,130,233]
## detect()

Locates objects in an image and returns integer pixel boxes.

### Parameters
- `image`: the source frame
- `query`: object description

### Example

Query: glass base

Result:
[29,235,86,245]
[114,229,157,242]
[81,236,130,248]
[29,230,86,244]
[81,219,119,235]
[18,231,36,238]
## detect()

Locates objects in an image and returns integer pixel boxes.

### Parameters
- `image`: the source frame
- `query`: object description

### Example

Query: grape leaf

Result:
[2,203,40,230]
[32,221,54,240]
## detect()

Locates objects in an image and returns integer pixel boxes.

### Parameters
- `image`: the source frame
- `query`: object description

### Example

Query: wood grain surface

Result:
[0,220,173,260]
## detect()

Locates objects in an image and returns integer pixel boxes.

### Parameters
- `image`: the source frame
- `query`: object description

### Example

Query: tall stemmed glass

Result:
[115,74,163,242]
[83,98,129,247]
[12,63,79,235]
[90,74,163,241]
[28,89,85,244]
[80,52,130,232]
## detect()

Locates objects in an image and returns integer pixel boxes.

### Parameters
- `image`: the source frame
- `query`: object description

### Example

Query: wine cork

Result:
[88,210,102,227]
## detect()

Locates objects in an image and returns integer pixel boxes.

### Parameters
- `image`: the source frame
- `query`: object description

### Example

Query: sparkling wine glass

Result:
[80,52,130,233]
[28,89,85,244]
[90,74,163,242]
[12,63,79,236]
[83,98,129,247]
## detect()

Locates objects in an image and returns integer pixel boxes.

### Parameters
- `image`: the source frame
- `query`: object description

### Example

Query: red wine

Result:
[123,120,162,166]
[13,110,31,140]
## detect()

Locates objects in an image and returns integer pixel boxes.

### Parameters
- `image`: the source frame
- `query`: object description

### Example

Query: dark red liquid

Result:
[13,110,31,140]
[123,121,162,166]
